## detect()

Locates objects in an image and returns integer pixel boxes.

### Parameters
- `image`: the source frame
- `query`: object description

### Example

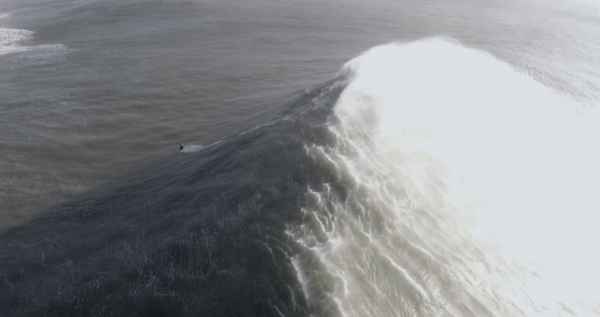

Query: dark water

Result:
[0,84,342,316]
[1,0,600,316]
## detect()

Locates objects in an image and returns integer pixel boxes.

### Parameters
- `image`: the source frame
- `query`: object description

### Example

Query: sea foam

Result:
[0,28,34,55]
[324,38,600,316]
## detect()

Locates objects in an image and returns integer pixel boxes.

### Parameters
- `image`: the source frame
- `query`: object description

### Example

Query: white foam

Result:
[383,255,430,301]
[290,256,311,302]
[332,38,600,316]
[179,140,222,153]
[0,28,33,55]
[0,27,68,59]
[179,144,204,153]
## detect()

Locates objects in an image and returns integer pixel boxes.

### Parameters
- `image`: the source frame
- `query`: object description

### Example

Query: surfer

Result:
[179,143,184,151]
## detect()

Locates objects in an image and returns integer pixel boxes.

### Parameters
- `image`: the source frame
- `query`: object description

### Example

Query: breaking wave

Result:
[1,39,599,317]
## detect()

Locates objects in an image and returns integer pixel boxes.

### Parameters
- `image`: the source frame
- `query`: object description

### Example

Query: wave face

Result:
[0,83,342,316]
[1,39,600,317]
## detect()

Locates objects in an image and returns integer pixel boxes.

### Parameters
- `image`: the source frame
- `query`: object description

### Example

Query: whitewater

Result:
[290,39,600,317]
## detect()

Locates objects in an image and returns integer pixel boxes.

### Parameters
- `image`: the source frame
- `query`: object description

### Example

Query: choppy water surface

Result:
[1,0,599,316]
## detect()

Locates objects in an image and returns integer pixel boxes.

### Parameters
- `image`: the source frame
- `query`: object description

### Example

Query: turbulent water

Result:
[1,0,600,316]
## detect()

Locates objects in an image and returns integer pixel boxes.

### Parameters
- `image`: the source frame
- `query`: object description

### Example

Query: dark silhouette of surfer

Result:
[179,143,184,151]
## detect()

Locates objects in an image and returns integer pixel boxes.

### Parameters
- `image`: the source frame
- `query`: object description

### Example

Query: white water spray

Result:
[295,39,600,317]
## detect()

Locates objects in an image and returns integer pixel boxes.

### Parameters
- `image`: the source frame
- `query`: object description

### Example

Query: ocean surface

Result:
[1,0,600,316]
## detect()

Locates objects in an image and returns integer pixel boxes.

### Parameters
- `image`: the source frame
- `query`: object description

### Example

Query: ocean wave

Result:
[1,38,598,317]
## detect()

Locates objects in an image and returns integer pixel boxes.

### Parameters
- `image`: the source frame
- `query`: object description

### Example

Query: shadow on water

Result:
[0,82,343,317]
